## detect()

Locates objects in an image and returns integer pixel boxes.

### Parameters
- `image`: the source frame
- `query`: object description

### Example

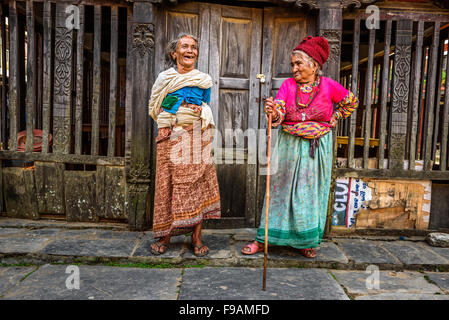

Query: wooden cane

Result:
[263,112,272,291]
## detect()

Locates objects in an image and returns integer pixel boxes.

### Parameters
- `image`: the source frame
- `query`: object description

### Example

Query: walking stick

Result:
[263,112,272,291]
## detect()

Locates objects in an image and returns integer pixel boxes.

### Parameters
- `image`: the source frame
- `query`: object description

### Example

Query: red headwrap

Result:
[293,36,330,68]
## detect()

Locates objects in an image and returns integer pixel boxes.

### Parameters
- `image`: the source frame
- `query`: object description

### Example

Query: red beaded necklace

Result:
[296,76,321,110]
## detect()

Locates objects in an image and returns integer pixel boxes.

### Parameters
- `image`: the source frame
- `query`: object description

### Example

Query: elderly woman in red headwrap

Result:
[242,36,359,258]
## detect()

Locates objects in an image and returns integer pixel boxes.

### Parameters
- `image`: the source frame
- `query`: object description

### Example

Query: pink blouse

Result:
[272,76,358,139]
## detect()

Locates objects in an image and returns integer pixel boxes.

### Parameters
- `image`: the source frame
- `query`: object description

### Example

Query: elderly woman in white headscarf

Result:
[148,33,221,256]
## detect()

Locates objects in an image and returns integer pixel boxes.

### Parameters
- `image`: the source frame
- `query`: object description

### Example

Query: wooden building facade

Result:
[0,0,449,231]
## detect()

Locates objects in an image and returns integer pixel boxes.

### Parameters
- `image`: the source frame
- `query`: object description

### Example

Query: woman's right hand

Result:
[264,97,277,118]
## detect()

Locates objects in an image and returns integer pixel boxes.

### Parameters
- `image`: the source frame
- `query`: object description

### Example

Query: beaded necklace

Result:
[296,76,321,110]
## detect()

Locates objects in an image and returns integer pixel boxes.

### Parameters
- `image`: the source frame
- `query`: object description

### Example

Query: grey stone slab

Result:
[0,228,24,237]
[264,241,348,264]
[332,270,442,296]
[179,267,349,300]
[380,241,449,265]
[3,264,181,300]
[0,267,36,296]
[424,245,449,261]
[425,273,449,292]
[356,293,449,300]
[183,235,232,259]
[0,237,49,254]
[39,239,136,258]
[133,235,185,258]
[97,230,142,241]
[336,239,399,264]
[235,241,348,263]
[23,228,61,237]
[57,228,110,239]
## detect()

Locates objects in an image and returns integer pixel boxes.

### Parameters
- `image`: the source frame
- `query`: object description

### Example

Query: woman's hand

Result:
[330,113,338,128]
[188,103,202,113]
[264,97,279,121]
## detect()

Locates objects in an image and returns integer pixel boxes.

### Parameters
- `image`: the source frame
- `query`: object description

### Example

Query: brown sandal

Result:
[150,241,169,255]
[193,244,209,257]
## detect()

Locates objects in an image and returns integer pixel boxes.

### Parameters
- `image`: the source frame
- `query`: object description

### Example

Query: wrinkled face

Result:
[172,36,198,70]
[291,54,317,83]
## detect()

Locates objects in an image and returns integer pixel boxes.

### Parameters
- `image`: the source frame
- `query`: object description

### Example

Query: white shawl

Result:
[148,68,215,129]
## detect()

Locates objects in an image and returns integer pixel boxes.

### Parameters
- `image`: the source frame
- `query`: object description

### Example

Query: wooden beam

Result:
[378,20,392,170]
[409,21,424,170]
[126,1,155,230]
[363,28,375,169]
[75,5,85,155]
[348,18,359,169]
[337,167,449,180]
[389,20,413,170]
[91,5,102,156]
[0,150,125,166]
[25,0,36,152]
[423,21,440,170]
[53,3,74,154]
[0,6,6,149]
[108,6,118,157]
[8,1,20,151]
[42,1,53,153]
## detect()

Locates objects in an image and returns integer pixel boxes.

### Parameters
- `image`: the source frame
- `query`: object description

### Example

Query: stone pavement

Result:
[1,217,449,300]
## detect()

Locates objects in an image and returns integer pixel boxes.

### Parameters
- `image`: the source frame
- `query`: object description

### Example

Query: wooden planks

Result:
[74,5,85,155]
[91,5,102,156]
[378,20,392,170]
[96,166,126,220]
[65,170,97,222]
[108,6,119,157]
[35,162,65,215]
[3,167,38,219]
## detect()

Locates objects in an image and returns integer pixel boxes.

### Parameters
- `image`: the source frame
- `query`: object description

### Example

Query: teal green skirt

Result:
[256,129,333,249]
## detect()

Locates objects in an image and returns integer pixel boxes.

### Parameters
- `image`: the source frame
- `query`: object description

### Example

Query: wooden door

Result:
[207,5,262,228]
[154,3,314,228]
[256,7,317,226]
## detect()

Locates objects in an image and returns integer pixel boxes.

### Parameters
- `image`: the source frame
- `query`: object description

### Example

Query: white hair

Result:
[165,33,199,68]
[292,50,324,76]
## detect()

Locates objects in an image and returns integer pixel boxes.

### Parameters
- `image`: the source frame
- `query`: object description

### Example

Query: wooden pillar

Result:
[8,1,20,151]
[53,3,74,155]
[389,20,413,171]
[318,7,342,81]
[126,1,155,230]
[316,1,342,237]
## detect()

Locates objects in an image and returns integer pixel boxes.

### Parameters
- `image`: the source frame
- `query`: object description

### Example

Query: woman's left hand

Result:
[330,113,338,128]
